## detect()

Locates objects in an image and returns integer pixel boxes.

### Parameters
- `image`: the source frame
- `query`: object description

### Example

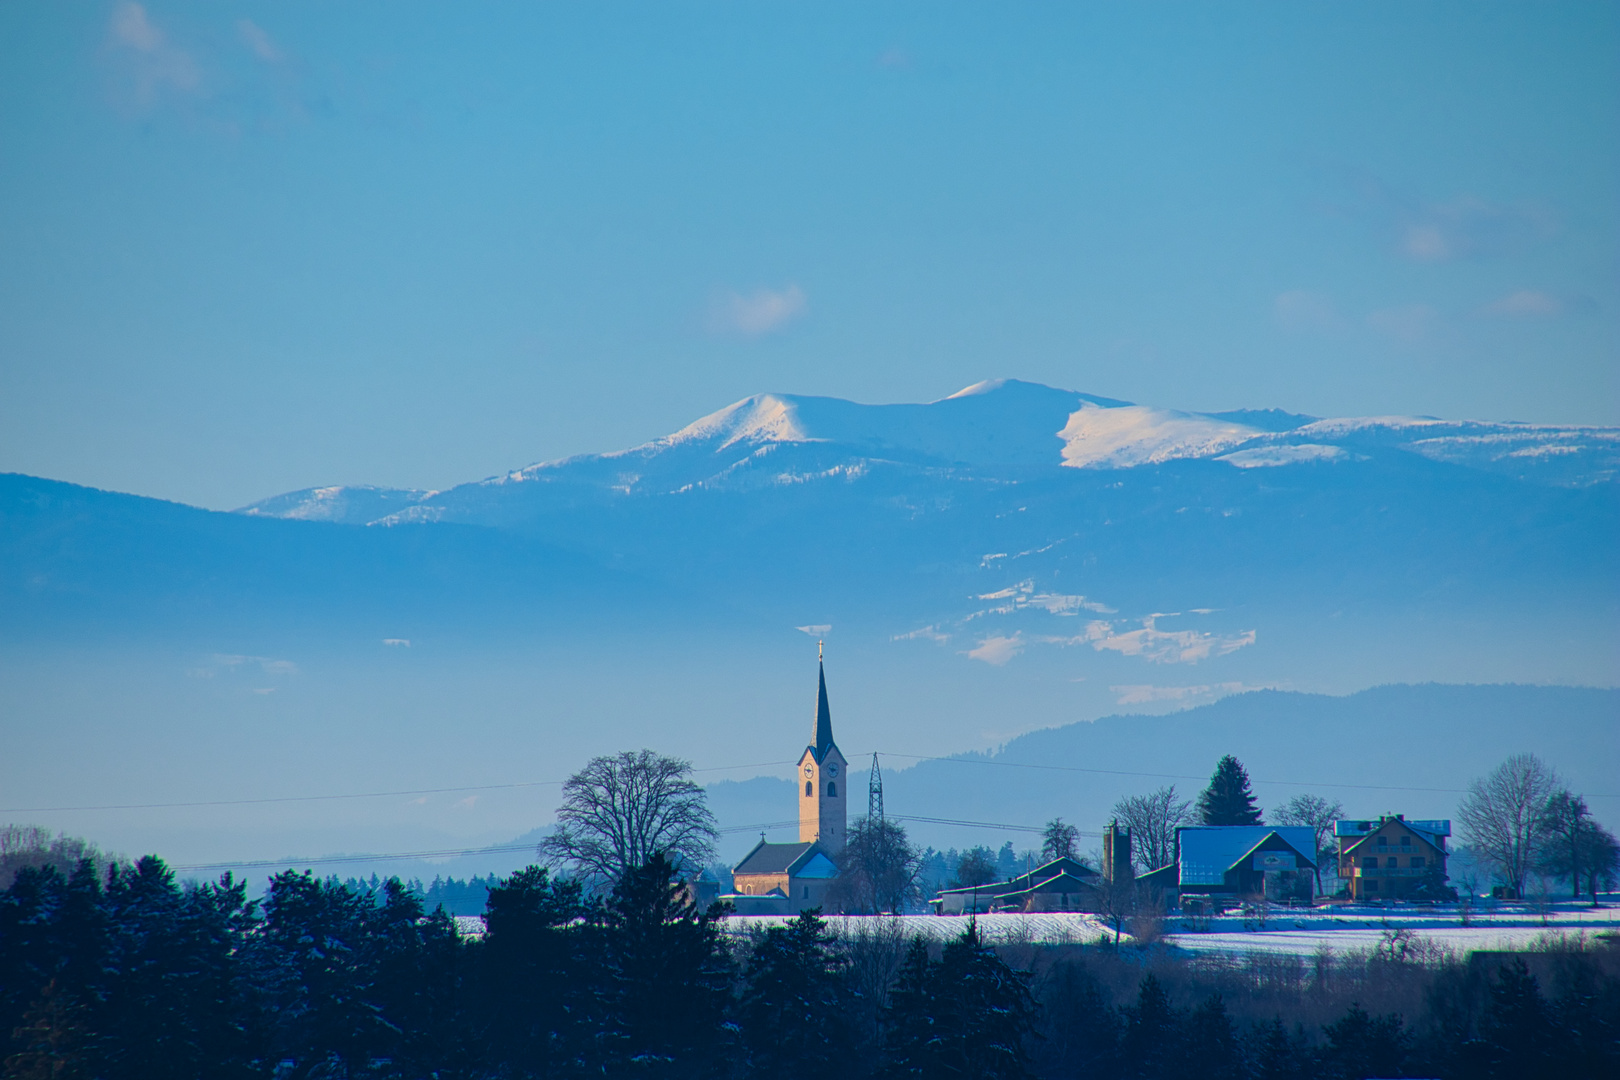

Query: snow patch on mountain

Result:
[1219,444,1354,468]
[1058,405,1259,469]
[238,485,433,525]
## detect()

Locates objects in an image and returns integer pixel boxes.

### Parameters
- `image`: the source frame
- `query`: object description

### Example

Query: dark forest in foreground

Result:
[4,854,1617,1080]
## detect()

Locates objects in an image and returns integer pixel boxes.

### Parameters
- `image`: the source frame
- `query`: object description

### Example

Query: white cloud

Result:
[205,653,298,676]
[1111,682,1249,705]
[1274,290,1344,333]
[1081,616,1256,665]
[795,624,832,636]
[1480,290,1563,318]
[1396,196,1557,263]
[893,625,950,643]
[107,2,201,107]
[1367,303,1440,344]
[383,638,412,647]
[966,634,1023,665]
[708,285,807,337]
[236,19,284,63]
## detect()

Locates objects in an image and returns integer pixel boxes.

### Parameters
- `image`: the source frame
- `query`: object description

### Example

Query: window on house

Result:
[1411,857,1424,868]
[1402,836,1412,846]
[803,886,809,899]
[1362,857,1377,868]
[828,782,837,797]
[805,781,813,797]
[1377,835,1388,845]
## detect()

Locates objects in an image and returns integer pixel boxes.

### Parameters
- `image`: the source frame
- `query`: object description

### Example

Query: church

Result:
[724,651,848,915]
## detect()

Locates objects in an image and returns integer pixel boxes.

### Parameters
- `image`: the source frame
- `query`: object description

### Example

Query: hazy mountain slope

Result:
[710,684,1620,860]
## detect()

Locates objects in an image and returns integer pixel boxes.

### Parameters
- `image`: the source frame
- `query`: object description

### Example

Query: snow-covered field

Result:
[1163,902,1620,957]
[457,903,1620,956]
[719,903,1620,956]
[720,912,1110,946]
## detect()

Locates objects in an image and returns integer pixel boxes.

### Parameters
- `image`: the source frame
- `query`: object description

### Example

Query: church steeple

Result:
[814,656,836,762]
[798,643,848,853]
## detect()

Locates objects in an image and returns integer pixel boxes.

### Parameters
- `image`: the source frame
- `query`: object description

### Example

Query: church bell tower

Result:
[798,644,848,854]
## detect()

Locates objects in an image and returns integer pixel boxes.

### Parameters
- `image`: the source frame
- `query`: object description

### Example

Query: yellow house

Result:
[1336,815,1450,901]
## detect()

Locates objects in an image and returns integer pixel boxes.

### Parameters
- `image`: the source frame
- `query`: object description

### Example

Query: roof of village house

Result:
[1176,825,1316,887]
[731,840,838,878]
[934,856,1097,898]
[989,870,1098,903]
[1335,817,1450,840]
[1337,818,1449,857]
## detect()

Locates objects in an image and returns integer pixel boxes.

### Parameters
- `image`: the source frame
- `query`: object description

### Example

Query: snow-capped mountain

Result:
[238,379,1619,529]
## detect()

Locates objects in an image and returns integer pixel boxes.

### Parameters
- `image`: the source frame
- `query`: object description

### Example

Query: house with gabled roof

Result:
[930,856,1099,914]
[722,649,847,915]
[1172,825,1317,904]
[1335,815,1450,901]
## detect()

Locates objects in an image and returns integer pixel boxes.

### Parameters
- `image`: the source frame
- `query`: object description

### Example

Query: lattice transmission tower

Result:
[868,752,884,821]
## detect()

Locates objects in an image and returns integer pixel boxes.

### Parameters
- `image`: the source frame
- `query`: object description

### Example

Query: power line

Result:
[864,751,1619,800]
[11,749,1612,819]
[0,760,801,814]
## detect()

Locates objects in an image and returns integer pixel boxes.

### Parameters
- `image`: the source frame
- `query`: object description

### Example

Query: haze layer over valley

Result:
[3,380,1615,869]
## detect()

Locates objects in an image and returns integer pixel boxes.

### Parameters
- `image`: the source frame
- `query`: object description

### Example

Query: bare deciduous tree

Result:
[1271,793,1345,893]
[0,825,117,891]
[538,749,717,888]
[1110,786,1193,874]
[1457,753,1559,897]
[830,817,921,914]
[1041,818,1079,862]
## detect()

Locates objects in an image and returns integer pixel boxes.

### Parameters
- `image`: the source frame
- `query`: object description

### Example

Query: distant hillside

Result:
[711,684,1620,860]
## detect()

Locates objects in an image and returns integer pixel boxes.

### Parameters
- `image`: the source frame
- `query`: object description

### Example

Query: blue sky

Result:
[1,1,1615,509]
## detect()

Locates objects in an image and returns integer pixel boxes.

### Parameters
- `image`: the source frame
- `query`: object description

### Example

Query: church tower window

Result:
[805,781,813,797]
[828,782,837,797]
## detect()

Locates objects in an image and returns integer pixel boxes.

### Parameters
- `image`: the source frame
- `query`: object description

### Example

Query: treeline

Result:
[340,874,497,917]
[5,853,1618,1078]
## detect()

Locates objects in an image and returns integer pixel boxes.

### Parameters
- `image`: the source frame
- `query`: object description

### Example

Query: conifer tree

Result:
[1476,959,1554,1076]
[740,909,854,1077]
[477,865,588,1075]
[1032,959,1117,1078]
[879,937,937,1077]
[1180,994,1243,1080]
[1318,1004,1408,1080]
[1197,756,1263,826]
[588,853,732,1077]
[927,922,1037,1079]
[1250,1017,1310,1080]
[1119,974,1179,1078]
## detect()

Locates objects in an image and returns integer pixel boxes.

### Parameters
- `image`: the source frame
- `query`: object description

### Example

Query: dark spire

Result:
[814,655,835,761]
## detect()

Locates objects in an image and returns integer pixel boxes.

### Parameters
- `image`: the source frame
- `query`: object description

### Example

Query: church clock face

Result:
[803,764,814,778]
[826,763,839,778]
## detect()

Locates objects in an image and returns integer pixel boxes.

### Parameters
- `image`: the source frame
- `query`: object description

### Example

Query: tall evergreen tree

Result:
[1197,756,1263,826]
[879,937,936,1078]
[588,853,732,1077]
[1250,1017,1310,1080]
[1119,974,1179,1079]
[927,922,1038,1079]
[1477,959,1554,1077]
[740,909,854,1078]
[477,865,588,1076]
[880,926,1037,1080]
[1034,959,1118,1079]
[1318,1004,1408,1080]
[1180,994,1244,1080]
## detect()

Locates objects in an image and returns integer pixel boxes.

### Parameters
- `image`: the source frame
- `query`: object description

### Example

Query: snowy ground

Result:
[1162,901,1620,957]
[720,912,1110,945]
[457,902,1620,956]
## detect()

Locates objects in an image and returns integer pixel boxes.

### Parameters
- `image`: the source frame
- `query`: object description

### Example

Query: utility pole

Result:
[868,752,884,821]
